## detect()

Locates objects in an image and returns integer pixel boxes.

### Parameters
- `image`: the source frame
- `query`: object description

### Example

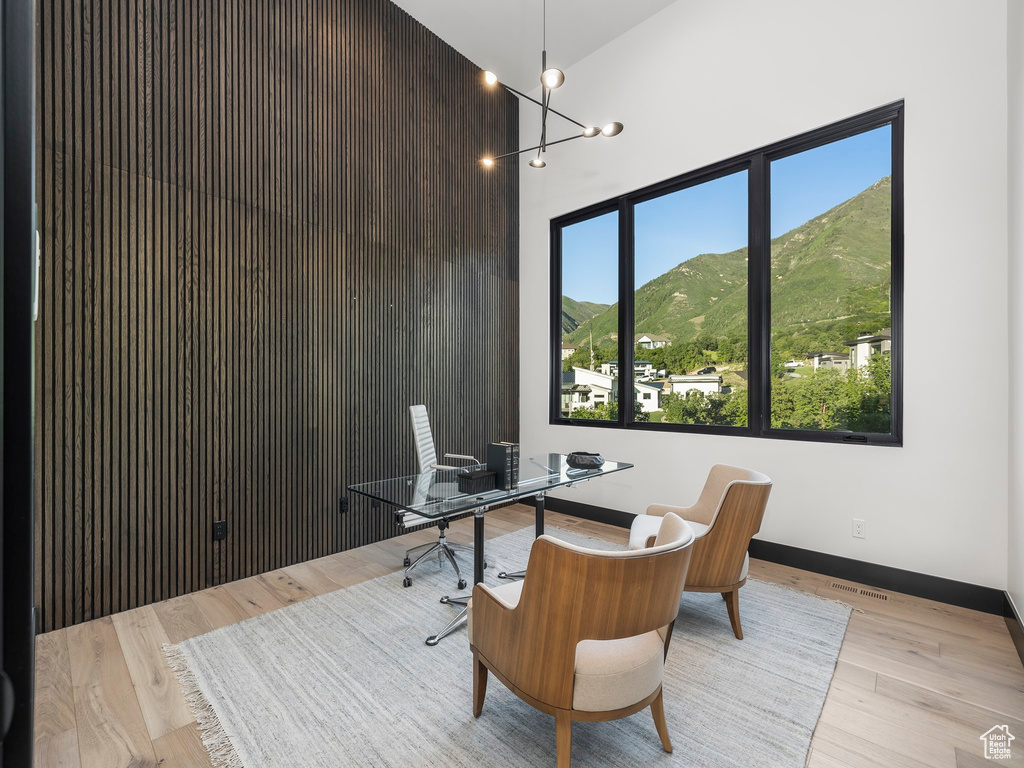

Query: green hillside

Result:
[565,176,892,352]
[561,296,610,335]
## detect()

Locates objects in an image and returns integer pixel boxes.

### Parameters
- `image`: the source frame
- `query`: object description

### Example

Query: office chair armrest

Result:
[443,453,479,464]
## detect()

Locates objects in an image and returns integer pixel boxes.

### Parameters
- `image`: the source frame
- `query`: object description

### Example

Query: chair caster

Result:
[402,577,412,588]
[403,557,411,567]
[458,579,467,591]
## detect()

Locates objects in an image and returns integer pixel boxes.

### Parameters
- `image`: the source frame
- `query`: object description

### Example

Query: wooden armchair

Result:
[628,465,772,639]
[468,513,695,767]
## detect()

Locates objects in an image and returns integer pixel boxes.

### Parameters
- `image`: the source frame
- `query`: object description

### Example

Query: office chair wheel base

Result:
[403,557,411,567]
[458,579,467,591]
[402,577,412,588]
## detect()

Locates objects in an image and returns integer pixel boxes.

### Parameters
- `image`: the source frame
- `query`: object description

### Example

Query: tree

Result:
[562,343,616,373]
[770,353,891,432]
[570,402,617,420]
[633,399,650,423]
[661,390,746,427]
[780,368,845,430]
[770,350,789,380]
[654,341,713,376]
[570,399,650,423]
[844,353,891,433]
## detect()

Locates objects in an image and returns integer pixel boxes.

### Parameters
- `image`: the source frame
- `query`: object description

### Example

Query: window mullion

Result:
[748,154,770,437]
[549,223,563,424]
[618,198,634,427]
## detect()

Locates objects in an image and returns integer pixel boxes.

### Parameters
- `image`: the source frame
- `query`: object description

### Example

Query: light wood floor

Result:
[33,505,1024,768]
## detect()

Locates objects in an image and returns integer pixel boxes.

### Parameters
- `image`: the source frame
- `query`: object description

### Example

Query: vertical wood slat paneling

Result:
[36,0,519,632]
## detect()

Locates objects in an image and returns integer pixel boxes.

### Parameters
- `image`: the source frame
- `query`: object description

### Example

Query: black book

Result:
[486,442,520,491]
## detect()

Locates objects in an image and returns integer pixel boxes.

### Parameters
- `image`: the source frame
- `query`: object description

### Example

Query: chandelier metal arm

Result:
[496,81,588,131]
[540,89,550,152]
[491,132,586,162]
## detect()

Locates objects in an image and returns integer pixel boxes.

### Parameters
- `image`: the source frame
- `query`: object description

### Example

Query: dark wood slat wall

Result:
[34,0,519,632]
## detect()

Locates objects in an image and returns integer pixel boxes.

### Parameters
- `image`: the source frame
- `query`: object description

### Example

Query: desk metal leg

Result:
[427,511,486,646]
[498,493,544,581]
[474,512,485,584]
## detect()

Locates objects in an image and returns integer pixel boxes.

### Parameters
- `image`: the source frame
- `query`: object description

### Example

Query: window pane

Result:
[769,126,893,433]
[633,171,748,427]
[559,211,619,421]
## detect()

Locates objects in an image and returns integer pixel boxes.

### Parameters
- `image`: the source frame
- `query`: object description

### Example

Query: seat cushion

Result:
[573,631,665,712]
[628,517,748,580]
[467,579,523,645]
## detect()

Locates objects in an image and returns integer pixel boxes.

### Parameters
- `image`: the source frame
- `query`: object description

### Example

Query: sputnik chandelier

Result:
[480,0,623,170]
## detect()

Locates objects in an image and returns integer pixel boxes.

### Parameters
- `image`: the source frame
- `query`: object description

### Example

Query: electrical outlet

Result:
[852,518,866,539]
[340,497,349,515]
[213,520,227,541]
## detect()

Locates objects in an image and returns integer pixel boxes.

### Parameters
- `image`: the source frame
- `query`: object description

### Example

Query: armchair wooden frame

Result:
[470,531,694,767]
[642,466,772,639]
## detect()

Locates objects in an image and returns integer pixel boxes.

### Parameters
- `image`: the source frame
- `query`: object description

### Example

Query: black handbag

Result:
[566,451,605,470]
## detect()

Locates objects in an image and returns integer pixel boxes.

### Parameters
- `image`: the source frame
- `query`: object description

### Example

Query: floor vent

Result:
[828,581,890,601]
[828,581,860,594]
[859,589,889,601]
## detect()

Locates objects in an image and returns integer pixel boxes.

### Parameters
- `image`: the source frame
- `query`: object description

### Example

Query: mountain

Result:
[565,176,892,347]
[561,296,610,335]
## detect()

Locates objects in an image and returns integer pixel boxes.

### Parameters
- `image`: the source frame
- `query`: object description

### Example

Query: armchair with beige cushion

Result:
[629,464,772,640]
[468,513,695,768]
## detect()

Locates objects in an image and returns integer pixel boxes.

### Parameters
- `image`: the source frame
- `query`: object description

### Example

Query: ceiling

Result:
[390,0,676,92]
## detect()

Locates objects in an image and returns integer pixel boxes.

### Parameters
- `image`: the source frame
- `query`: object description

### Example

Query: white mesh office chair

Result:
[402,404,480,589]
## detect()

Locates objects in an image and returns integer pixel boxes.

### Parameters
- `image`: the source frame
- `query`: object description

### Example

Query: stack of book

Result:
[486,442,520,490]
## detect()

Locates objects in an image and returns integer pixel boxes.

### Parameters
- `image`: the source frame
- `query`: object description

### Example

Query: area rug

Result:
[165,526,851,767]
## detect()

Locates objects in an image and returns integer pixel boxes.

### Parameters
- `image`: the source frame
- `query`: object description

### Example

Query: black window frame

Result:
[549,102,904,446]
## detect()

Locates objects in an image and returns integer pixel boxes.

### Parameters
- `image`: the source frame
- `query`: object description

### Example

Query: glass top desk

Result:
[348,453,633,645]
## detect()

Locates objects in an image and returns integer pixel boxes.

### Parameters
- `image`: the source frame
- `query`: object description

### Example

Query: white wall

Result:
[1008,0,1024,610]
[519,0,1010,588]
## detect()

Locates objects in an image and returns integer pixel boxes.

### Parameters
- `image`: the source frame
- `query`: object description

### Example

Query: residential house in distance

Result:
[566,366,665,415]
[560,370,593,416]
[572,367,616,412]
[668,374,723,396]
[600,360,656,378]
[844,328,892,369]
[635,333,671,349]
[810,351,851,372]
[560,342,578,360]
[635,380,665,413]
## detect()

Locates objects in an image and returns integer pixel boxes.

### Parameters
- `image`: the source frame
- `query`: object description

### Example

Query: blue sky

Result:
[562,125,891,305]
